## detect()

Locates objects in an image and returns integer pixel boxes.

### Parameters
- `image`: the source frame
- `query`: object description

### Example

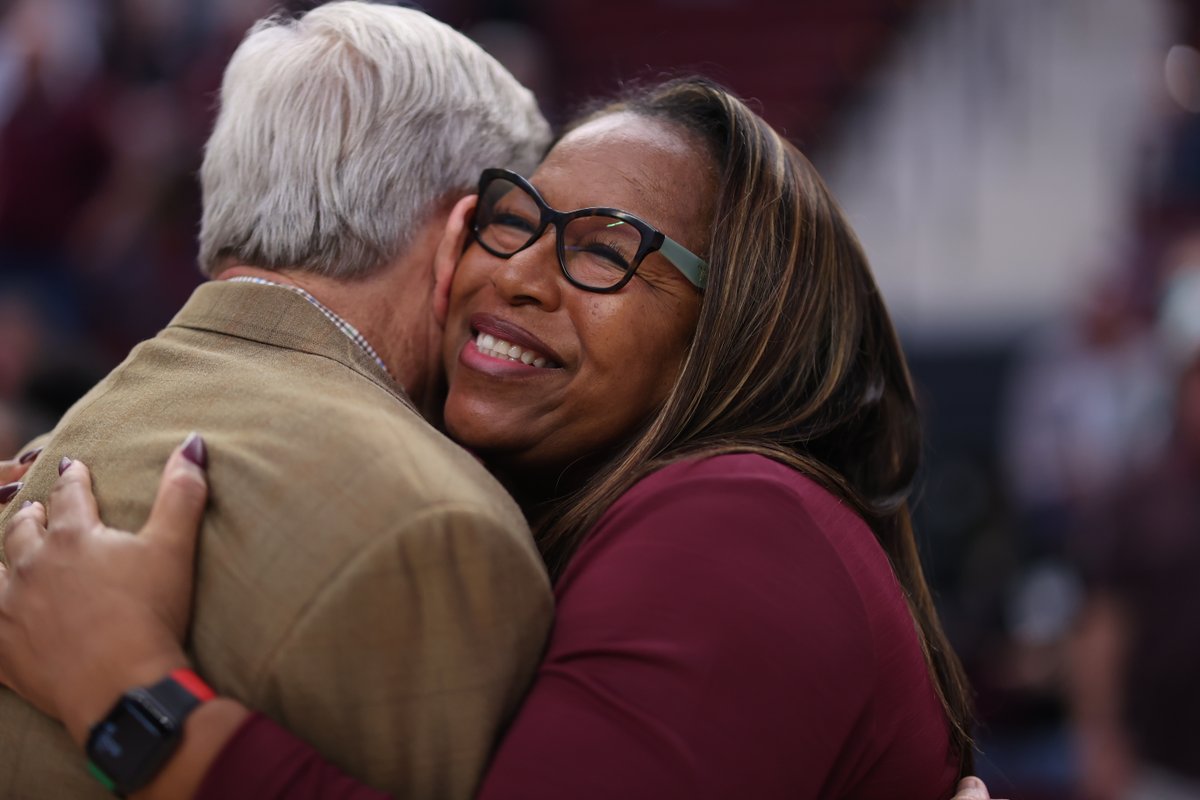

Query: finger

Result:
[0,453,35,486]
[2,502,48,564]
[141,433,208,554]
[0,481,23,505]
[45,459,101,544]
[953,776,990,799]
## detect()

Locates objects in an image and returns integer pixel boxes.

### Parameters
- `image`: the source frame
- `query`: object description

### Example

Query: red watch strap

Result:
[170,668,216,702]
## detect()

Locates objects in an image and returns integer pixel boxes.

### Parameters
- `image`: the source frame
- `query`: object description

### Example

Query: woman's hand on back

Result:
[0,435,208,746]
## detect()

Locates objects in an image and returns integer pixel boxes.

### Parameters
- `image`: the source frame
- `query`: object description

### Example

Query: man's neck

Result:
[212,207,452,418]
[216,262,441,417]
[214,265,416,389]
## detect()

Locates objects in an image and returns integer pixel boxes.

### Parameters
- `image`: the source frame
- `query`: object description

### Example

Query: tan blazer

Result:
[0,281,553,799]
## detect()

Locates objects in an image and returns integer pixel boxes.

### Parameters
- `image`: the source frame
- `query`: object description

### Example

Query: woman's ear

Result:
[433,194,477,327]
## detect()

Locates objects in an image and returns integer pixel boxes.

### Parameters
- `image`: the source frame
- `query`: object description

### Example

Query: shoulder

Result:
[556,454,955,795]
[578,453,877,580]
[561,454,889,637]
[544,455,931,793]
[618,452,848,509]
[559,454,927,683]
[222,349,531,541]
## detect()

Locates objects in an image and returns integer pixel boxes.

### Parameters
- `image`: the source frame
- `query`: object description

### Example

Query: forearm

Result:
[73,684,389,800]
[55,657,249,800]
[188,712,395,800]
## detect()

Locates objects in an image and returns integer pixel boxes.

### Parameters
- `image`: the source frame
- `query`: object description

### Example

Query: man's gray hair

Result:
[198,1,550,279]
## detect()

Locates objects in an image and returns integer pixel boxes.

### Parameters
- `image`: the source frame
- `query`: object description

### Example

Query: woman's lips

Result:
[460,337,557,376]
[468,313,564,368]
[471,331,554,367]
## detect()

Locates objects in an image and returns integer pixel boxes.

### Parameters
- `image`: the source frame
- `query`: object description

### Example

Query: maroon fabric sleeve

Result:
[196,454,955,800]
[195,714,390,800]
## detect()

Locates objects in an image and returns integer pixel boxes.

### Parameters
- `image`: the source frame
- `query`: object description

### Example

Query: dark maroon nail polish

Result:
[18,447,43,465]
[181,433,207,469]
[0,482,22,503]
[20,500,32,509]
[58,456,73,475]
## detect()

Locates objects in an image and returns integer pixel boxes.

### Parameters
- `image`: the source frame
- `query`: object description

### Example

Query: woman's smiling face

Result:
[441,112,714,477]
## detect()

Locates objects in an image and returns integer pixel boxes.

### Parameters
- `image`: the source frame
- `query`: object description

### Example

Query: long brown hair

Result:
[532,77,974,772]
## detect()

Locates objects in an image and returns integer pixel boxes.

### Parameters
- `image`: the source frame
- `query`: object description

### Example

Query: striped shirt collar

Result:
[225,276,394,382]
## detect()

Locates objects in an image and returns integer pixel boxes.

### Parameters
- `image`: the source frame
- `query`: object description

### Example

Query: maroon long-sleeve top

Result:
[197,454,958,799]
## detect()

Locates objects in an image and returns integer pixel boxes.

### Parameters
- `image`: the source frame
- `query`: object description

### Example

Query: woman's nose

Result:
[491,231,563,310]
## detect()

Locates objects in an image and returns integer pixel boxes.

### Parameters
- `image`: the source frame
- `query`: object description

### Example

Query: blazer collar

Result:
[168,280,408,404]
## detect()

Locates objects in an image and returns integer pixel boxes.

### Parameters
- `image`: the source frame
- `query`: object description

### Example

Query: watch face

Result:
[88,693,180,792]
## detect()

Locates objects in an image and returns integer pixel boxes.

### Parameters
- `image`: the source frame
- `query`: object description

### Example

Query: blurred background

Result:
[2,0,1198,797]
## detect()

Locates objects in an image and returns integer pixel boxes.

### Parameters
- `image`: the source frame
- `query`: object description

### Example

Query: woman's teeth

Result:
[474,332,552,368]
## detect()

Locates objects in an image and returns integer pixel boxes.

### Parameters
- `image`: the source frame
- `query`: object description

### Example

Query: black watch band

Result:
[85,670,213,797]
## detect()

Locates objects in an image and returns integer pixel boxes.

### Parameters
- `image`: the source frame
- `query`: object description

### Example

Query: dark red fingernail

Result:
[181,433,207,469]
[18,447,43,464]
[58,456,72,475]
[0,482,22,503]
[20,500,32,509]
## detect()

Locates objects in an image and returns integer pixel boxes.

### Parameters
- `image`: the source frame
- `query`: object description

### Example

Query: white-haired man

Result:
[0,3,553,797]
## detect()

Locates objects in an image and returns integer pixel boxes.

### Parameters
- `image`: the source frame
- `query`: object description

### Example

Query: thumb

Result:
[141,433,208,554]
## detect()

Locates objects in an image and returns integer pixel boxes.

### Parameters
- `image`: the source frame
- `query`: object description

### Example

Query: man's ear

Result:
[433,194,477,327]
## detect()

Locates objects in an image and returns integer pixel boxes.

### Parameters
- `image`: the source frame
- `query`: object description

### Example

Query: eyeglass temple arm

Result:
[658,236,708,289]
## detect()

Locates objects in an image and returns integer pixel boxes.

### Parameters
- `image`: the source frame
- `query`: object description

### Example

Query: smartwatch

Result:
[85,669,215,796]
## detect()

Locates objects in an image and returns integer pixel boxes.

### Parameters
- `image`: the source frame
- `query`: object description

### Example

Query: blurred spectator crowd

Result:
[985,222,1200,800]
[0,0,291,454]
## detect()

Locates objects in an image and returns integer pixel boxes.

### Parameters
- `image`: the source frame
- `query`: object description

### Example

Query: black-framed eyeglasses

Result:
[471,168,708,293]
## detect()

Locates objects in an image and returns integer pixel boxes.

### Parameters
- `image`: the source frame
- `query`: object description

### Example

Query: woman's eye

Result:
[591,243,631,269]
[568,240,632,272]
[492,211,537,233]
